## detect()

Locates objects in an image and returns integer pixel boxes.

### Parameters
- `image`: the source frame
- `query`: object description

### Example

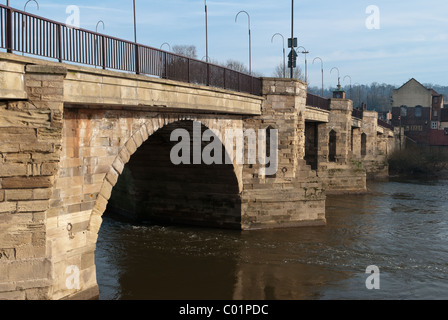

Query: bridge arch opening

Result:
[328,130,337,162]
[105,120,242,229]
[361,133,367,157]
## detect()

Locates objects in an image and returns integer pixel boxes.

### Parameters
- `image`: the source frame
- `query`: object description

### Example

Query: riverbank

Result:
[387,146,448,179]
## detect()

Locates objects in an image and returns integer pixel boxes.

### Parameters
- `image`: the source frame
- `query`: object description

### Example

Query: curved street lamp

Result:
[160,42,171,51]
[24,0,39,11]
[271,33,285,78]
[23,0,39,55]
[296,46,309,84]
[94,20,105,68]
[353,82,362,108]
[96,20,105,33]
[343,75,352,99]
[235,10,251,75]
[312,57,324,96]
[330,67,341,89]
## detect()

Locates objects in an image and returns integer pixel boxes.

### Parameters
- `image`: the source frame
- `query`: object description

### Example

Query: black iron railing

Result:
[352,108,363,119]
[0,5,262,96]
[306,93,330,110]
[377,118,394,130]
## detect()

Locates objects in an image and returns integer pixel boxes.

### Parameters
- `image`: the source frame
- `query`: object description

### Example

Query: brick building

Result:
[391,78,448,146]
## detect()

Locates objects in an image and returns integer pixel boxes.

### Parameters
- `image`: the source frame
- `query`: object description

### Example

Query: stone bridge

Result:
[0,53,397,300]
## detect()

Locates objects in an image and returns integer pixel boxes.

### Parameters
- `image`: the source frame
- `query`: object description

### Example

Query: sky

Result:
[8,0,448,89]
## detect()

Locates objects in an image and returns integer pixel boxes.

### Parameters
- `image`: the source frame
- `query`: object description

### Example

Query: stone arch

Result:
[88,114,243,236]
[361,132,367,157]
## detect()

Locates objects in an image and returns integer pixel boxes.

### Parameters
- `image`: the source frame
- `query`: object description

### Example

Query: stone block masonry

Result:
[241,78,326,229]
[314,98,367,194]
[0,53,397,300]
[0,63,66,300]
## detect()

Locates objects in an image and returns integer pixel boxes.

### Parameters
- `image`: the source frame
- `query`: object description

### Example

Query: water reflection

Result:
[96,179,448,300]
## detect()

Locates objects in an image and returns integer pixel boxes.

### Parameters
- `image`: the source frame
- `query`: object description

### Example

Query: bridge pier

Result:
[358,111,391,180]
[0,64,66,299]
[241,78,326,229]
[313,98,367,194]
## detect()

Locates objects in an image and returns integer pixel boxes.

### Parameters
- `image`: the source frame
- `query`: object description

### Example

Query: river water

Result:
[95,179,448,300]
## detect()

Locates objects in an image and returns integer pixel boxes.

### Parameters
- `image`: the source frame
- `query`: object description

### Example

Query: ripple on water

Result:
[96,179,448,300]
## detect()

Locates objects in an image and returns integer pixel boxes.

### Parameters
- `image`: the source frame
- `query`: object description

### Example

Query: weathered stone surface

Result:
[0,53,398,301]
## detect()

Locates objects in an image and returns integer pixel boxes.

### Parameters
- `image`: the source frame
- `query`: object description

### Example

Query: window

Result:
[431,121,438,130]
[400,106,407,117]
[434,110,438,117]
[415,106,422,117]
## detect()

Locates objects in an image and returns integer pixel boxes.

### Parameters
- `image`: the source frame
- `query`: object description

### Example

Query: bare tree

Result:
[273,63,304,81]
[172,45,197,59]
[225,59,249,74]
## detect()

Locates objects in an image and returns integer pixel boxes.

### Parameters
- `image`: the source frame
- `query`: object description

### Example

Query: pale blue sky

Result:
[10,0,448,88]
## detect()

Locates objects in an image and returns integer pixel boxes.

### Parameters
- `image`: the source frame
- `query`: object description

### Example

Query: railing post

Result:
[57,24,62,62]
[251,77,254,95]
[6,7,13,53]
[101,36,106,70]
[164,51,168,79]
[223,68,226,90]
[238,73,241,92]
[206,63,210,87]
[187,58,190,83]
[135,43,140,74]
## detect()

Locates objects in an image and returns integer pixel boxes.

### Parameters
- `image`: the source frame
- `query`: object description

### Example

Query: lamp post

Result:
[95,20,105,68]
[24,0,39,11]
[290,0,294,78]
[133,0,139,74]
[271,33,285,78]
[133,0,137,43]
[343,75,352,99]
[313,57,324,97]
[23,0,39,56]
[235,10,251,75]
[96,20,105,33]
[160,42,171,51]
[204,0,208,63]
[353,83,362,108]
[296,46,309,84]
[330,67,341,89]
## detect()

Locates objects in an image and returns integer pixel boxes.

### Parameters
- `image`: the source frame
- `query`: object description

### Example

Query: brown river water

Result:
[95,178,448,300]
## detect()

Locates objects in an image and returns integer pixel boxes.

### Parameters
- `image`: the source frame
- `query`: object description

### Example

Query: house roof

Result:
[394,78,440,96]
[430,89,441,97]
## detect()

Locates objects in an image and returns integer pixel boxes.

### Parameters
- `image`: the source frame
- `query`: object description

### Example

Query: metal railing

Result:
[352,108,363,119]
[306,93,330,110]
[0,5,262,96]
[377,118,394,130]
